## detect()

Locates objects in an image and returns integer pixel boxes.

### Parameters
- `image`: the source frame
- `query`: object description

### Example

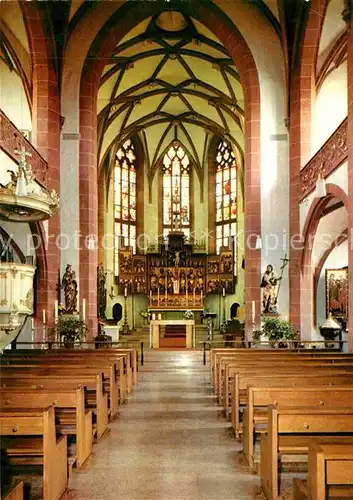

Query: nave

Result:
[63,351,264,500]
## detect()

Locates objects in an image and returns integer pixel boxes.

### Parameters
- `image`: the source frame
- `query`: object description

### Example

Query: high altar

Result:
[150,319,195,348]
[117,232,235,310]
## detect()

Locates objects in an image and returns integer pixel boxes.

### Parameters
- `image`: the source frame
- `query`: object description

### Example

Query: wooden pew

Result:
[2,481,24,500]
[212,350,353,395]
[223,360,353,415]
[0,407,68,500]
[293,443,353,499]
[1,372,108,439]
[0,386,92,468]
[2,358,121,416]
[231,371,353,437]
[260,406,353,500]
[242,386,353,467]
[3,348,136,400]
[210,349,299,389]
[219,354,353,404]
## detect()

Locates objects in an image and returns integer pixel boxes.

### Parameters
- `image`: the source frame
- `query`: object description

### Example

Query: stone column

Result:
[345,3,353,351]
[22,4,61,327]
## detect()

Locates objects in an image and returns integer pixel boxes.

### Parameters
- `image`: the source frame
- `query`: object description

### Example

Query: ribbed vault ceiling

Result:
[97,12,244,177]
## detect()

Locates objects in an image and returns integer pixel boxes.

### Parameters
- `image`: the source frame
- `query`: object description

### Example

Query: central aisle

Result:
[64,351,263,500]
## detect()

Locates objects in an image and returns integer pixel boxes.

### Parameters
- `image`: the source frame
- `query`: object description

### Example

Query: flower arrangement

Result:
[57,315,87,348]
[253,317,299,347]
[140,310,149,319]
[58,302,66,314]
[183,310,194,320]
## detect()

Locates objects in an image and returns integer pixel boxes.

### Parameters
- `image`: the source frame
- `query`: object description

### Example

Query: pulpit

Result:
[150,320,195,348]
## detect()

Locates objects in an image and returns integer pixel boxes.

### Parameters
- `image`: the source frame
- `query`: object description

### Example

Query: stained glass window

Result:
[162,142,191,239]
[215,140,237,254]
[114,139,137,273]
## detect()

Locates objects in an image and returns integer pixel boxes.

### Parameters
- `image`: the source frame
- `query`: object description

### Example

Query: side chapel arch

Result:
[300,183,349,340]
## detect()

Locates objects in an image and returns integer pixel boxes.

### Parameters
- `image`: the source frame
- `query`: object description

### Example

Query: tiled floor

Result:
[63,351,265,500]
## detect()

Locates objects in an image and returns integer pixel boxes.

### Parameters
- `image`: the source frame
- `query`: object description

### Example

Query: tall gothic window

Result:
[215,140,237,254]
[162,142,191,239]
[114,139,136,272]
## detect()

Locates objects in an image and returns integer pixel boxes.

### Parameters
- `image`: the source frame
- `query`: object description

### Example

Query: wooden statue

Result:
[97,263,107,319]
[62,264,78,313]
[261,264,281,313]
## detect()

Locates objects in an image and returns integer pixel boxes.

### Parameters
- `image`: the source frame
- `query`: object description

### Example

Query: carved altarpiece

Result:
[118,235,234,309]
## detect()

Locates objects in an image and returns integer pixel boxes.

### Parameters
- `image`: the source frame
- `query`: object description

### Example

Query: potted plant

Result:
[57,315,87,348]
[254,317,299,348]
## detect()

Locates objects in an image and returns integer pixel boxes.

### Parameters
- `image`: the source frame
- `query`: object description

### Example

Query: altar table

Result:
[149,320,195,348]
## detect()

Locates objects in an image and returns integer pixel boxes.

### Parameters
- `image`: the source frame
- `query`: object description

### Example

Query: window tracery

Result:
[162,142,191,239]
[114,139,137,273]
[215,140,237,254]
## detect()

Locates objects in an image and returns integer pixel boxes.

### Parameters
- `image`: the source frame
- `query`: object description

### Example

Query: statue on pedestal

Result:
[97,263,107,320]
[261,264,281,313]
[62,264,78,314]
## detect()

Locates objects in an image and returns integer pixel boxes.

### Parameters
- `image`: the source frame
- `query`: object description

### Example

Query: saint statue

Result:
[174,251,181,268]
[62,264,78,313]
[261,264,281,313]
[97,263,107,319]
[171,269,180,294]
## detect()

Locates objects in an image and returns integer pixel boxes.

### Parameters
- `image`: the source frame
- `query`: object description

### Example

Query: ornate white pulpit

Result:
[0,262,36,350]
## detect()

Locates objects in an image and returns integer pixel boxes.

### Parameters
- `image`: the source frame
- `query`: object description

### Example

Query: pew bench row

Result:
[0,347,139,500]
[210,348,353,500]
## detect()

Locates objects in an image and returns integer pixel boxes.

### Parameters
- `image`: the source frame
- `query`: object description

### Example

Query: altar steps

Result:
[134,324,224,349]
[158,325,186,348]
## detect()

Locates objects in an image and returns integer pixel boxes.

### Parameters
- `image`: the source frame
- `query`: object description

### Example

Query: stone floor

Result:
[63,351,267,500]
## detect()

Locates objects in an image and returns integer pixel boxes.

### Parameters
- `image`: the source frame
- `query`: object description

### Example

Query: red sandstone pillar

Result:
[347,10,353,351]
[22,4,61,328]
[79,80,99,337]
[289,0,325,333]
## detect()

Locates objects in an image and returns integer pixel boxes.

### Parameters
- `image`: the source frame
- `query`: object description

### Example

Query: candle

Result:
[124,287,127,298]
[152,313,156,320]
[31,317,34,331]
[252,300,255,324]
[82,298,86,322]
[42,309,46,325]
[222,288,225,297]
[54,300,58,321]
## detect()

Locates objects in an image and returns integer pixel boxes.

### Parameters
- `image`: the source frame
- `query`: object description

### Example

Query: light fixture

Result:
[255,235,262,250]
[315,173,327,198]
[87,235,97,251]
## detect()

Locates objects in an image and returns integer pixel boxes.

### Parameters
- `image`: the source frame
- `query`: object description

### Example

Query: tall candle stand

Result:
[121,294,131,335]
[31,317,35,347]
[220,292,227,334]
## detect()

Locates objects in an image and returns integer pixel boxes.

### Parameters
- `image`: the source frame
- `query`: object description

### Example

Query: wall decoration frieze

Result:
[0,110,48,187]
[300,119,347,200]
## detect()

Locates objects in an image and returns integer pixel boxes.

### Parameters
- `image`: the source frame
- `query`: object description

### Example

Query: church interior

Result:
[0,0,353,499]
